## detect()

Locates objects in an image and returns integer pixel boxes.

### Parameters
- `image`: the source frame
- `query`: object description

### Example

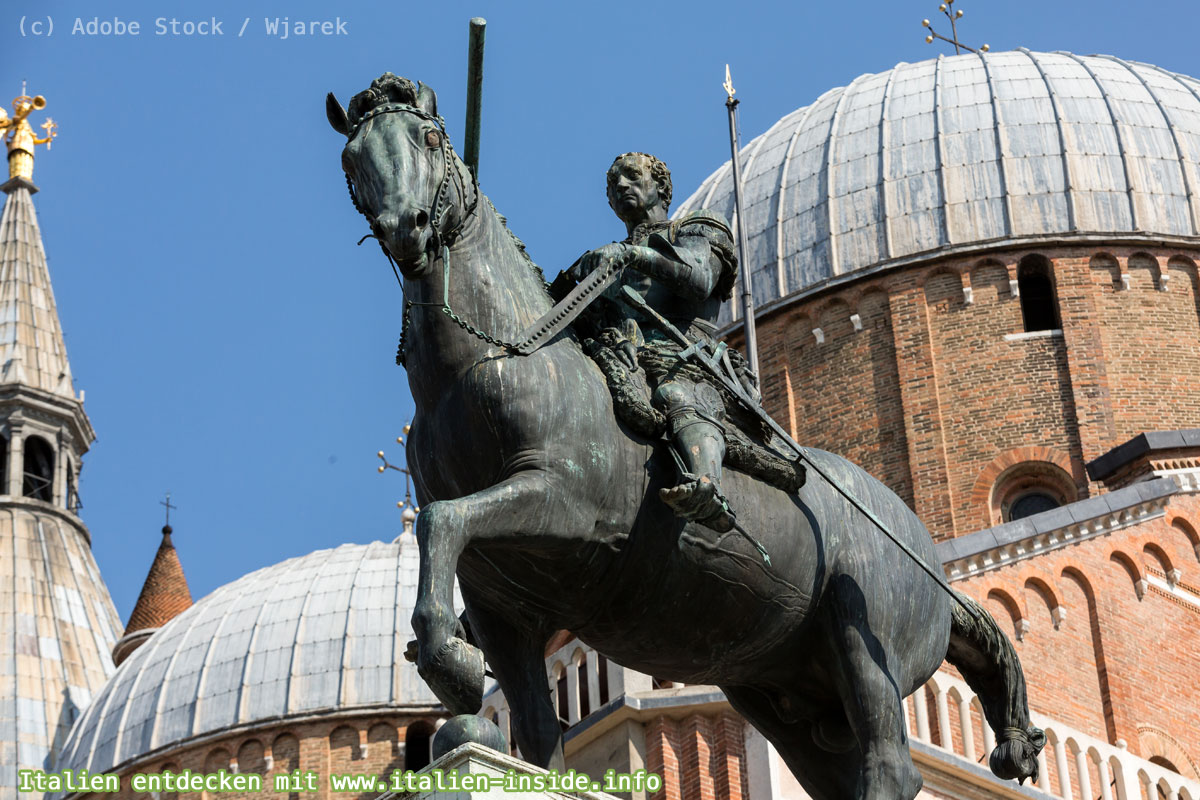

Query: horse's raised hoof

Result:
[418,636,485,715]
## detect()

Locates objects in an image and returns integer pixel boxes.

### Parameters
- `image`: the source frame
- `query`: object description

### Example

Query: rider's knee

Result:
[652,379,692,410]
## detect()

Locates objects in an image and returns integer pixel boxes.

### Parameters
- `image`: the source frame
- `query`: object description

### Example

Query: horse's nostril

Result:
[415,210,429,229]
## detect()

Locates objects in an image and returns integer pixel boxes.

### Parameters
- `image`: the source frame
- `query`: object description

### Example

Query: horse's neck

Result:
[403,200,551,402]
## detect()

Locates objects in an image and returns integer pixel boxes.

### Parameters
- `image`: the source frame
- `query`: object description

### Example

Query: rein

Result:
[344,102,522,365]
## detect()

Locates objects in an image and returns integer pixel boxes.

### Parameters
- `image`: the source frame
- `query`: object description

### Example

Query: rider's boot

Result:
[656,380,735,532]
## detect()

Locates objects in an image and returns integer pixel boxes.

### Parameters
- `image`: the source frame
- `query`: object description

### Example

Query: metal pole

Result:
[463,17,486,179]
[724,67,759,378]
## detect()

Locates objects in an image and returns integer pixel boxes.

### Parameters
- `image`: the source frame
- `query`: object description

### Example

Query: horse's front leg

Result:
[411,472,581,715]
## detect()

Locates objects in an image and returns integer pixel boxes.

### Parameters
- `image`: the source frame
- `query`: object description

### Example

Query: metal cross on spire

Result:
[922,0,989,55]
[160,492,177,527]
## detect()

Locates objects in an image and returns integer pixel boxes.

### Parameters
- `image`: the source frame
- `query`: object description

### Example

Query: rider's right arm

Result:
[626,232,722,301]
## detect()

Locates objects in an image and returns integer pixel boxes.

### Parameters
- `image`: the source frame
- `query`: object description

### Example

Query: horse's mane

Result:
[489,198,549,291]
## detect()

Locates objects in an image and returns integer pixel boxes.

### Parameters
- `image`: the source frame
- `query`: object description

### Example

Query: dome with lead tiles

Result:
[675,50,1200,321]
[55,538,439,775]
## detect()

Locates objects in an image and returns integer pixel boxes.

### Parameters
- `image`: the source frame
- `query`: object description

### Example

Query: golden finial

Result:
[0,88,58,181]
[920,0,989,55]
[723,64,736,102]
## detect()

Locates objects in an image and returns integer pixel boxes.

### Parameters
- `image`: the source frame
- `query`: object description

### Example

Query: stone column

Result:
[7,425,23,497]
[585,655,600,713]
[958,699,976,761]
[53,434,67,507]
[934,687,952,750]
[1073,747,1092,800]
[1053,738,1073,799]
[566,660,582,724]
[912,688,931,741]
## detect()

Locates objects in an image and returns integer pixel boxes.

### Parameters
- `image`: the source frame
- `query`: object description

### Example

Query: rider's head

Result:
[607,153,672,224]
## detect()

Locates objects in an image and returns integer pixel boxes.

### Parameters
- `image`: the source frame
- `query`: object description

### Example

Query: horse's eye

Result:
[426,130,441,148]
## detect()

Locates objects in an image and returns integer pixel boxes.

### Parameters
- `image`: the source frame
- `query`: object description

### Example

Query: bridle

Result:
[343,101,523,365]
[344,101,480,272]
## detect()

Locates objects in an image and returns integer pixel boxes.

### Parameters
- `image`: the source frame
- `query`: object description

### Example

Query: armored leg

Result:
[654,379,735,532]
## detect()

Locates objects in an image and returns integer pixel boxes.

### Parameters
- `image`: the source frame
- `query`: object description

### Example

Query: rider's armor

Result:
[596,210,752,532]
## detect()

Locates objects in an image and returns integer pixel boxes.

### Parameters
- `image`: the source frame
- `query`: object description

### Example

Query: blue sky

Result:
[6,0,1200,620]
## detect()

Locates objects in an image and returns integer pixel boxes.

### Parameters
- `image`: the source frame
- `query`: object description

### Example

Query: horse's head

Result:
[328,74,474,277]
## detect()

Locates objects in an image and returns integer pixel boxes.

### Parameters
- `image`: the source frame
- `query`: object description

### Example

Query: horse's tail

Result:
[945,591,1046,784]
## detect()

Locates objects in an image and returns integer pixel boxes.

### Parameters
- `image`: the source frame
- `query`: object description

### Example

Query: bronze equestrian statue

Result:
[327,73,1044,800]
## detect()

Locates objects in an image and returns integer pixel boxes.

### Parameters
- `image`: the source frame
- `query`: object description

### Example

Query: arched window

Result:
[22,436,54,501]
[1150,756,1180,774]
[404,720,434,772]
[1017,255,1061,332]
[993,460,1076,524]
[555,665,569,731]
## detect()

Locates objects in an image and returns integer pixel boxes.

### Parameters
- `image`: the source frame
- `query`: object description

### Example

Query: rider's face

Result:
[607,157,661,224]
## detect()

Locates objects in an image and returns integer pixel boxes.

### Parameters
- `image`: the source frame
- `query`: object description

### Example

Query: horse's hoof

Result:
[418,636,485,715]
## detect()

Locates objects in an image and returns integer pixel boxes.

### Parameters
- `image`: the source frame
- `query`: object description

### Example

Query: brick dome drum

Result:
[54,539,439,777]
[675,49,1200,321]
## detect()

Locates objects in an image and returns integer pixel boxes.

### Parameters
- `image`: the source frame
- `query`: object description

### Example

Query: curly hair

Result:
[607,152,672,212]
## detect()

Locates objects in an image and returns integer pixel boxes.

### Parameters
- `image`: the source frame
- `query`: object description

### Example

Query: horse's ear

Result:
[416,82,439,117]
[326,92,350,136]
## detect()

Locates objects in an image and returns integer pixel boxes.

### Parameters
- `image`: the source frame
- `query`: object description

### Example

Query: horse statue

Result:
[327,73,1045,800]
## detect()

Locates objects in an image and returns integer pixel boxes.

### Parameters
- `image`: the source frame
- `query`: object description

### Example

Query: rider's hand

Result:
[567,243,628,282]
[617,339,638,372]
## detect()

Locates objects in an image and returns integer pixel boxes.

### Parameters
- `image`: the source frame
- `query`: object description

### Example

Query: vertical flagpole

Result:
[463,17,486,179]
[723,65,759,378]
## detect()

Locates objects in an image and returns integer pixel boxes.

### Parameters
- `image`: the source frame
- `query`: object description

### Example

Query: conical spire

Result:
[113,524,194,666]
[0,178,77,399]
[0,91,115,800]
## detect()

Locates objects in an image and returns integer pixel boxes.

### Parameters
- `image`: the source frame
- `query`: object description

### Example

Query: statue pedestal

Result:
[380,742,621,800]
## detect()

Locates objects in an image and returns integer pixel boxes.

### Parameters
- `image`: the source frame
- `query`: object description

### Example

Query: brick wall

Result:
[74,713,436,800]
[953,493,1200,776]
[749,244,1200,540]
[645,712,748,800]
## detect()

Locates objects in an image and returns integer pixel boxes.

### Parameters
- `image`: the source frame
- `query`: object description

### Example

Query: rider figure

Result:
[570,152,749,532]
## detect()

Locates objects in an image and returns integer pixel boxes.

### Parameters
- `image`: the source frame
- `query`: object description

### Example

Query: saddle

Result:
[582,327,806,495]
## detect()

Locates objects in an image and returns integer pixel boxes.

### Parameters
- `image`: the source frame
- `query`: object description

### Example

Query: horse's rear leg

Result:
[411,472,589,715]
[821,575,923,800]
[723,685,857,800]
[465,600,566,771]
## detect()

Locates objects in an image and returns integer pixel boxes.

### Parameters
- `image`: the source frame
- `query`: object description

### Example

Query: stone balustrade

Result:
[482,641,1200,800]
[910,669,1200,800]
